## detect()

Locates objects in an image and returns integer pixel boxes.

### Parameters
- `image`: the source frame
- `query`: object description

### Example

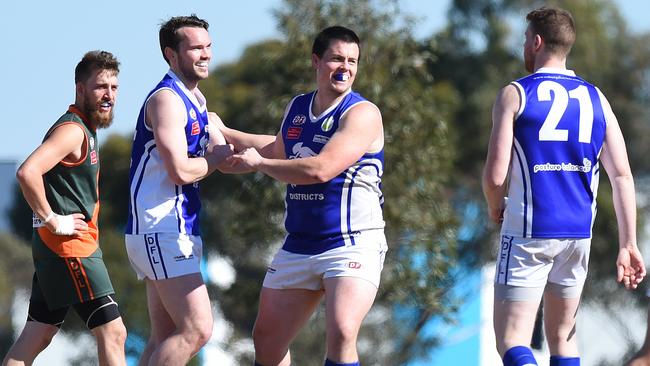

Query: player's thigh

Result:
[542,285,581,339]
[323,276,378,336]
[493,285,542,355]
[254,286,323,344]
[151,273,212,330]
[72,295,121,330]
[144,279,176,341]
[28,274,69,328]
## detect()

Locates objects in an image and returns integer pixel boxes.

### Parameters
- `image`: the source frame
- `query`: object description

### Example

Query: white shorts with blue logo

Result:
[125,233,203,280]
[263,229,388,290]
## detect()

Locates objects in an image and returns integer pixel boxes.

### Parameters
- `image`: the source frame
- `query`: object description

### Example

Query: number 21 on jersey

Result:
[537,80,593,143]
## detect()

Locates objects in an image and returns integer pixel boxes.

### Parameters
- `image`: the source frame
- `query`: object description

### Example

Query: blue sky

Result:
[0,1,647,163]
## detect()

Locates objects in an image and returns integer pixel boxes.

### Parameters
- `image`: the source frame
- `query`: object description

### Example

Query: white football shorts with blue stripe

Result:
[125,233,203,280]
[495,235,590,290]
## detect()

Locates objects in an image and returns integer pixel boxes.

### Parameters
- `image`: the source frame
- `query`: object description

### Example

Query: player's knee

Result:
[110,320,128,346]
[183,321,212,353]
[252,321,272,345]
[35,328,58,351]
[196,323,212,347]
[327,321,359,348]
[93,319,127,348]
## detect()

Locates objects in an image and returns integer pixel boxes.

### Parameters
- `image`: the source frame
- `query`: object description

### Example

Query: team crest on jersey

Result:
[286,127,302,139]
[89,137,95,149]
[189,108,197,120]
[290,142,317,159]
[321,116,334,132]
[292,114,306,125]
[191,121,200,135]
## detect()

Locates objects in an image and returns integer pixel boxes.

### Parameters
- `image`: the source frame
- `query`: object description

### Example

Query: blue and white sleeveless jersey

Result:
[281,90,385,255]
[502,68,607,238]
[126,70,210,236]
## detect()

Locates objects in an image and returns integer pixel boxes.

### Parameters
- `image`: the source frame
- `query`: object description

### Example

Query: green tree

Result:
[200,0,461,364]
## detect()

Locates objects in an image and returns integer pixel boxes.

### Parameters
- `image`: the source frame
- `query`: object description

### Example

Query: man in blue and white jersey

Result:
[482,7,645,366]
[124,14,233,366]
[218,26,385,366]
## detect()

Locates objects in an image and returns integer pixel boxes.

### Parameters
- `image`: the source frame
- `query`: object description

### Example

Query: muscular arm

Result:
[147,91,231,185]
[16,124,88,234]
[230,102,383,185]
[598,91,645,287]
[482,84,519,223]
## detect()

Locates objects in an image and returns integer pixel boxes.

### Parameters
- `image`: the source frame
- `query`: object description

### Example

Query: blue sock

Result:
[550,355,580,366]
[324,359,360,366]
[503,346,538,366]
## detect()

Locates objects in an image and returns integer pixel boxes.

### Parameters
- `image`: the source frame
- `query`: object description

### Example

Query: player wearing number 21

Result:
[482,7,645,366]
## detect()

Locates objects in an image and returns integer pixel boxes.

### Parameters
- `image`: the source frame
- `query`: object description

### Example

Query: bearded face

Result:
[78,69,119,129]
[83,93,114,129]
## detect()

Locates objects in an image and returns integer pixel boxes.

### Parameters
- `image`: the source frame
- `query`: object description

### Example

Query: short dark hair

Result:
[312,26,361,60]
[74,50,120,84]
[526,7,576,56]
[159,14,209,64]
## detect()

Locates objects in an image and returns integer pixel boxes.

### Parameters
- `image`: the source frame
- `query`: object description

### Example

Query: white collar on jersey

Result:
[166,69,207,113]
[309,88,352,121]
[535,67,576,76]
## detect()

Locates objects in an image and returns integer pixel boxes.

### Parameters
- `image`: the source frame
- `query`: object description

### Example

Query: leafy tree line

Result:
[3,0,650,364]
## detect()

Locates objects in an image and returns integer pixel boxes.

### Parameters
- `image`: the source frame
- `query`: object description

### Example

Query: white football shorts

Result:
[494,235,590,300]
[125,232,203,280]
[263,229,388,290]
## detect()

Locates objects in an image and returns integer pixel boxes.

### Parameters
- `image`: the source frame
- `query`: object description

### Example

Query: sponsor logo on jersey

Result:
[532,158,592,174]
[313,134,330,144]
[286,127,302,139]
[321,116,334,132]
[191,121,201,135]
[267,267,277,273]
[89,137,95,149]
[348,261,362,269]
[90,150,98,165]
[189,108,197,120]
[292,114,306,125]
